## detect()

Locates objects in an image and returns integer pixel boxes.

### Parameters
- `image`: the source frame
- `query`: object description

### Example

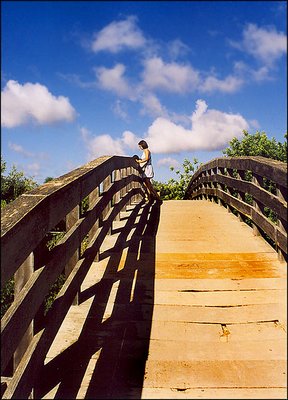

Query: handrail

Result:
[1,155,145,399]
[184,156,287,260]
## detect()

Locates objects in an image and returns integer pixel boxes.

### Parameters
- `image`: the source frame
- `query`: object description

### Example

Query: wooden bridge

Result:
[1,156,287,399]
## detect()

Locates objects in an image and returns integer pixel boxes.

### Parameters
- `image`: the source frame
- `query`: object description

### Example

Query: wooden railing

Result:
[184,156,287,261]
[1,155,146,399]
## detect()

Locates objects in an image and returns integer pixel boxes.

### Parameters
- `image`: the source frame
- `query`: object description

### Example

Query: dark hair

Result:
[138,140,148,149]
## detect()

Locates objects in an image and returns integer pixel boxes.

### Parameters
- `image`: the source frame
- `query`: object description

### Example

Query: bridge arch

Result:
[1,155,287,398]
[184,156,287,261]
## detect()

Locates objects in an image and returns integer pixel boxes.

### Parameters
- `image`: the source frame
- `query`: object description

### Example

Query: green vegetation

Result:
[153,130,286,201]
[153,157,200,200]
[44,176,54,183]
[0,277,14,318]
[1,159,90,318]
[1,160,39,316]
[1,158,38,209]
[43,273,66,315]
[222,131,286,248]
[223,130,287,162]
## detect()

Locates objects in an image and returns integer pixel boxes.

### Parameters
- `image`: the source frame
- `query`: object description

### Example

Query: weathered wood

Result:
[1,183,140,374]
[65,205,80,305]
[2,154,286,398]
[113,170,122,221]
[1,155,144,396]
[1,156,139,287]
[34,200,286,400]
[1,189,139,398]
[190,187,287,255]
[188,174,286,221]
[1,330,44,400]
[185,156,287,259]
[13,254,34,373]
[187,156,287,189]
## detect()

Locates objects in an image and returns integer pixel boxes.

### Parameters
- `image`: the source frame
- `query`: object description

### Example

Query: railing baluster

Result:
[184,156,287,262]
[102,174,112,234]
[65,205,80,305]
[13,253,34,383]
[113,169,122,221]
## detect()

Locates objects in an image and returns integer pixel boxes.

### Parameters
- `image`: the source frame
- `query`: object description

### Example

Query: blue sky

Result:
[1,1,287,184]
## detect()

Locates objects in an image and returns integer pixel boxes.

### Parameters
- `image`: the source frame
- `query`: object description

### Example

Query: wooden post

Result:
[127,167,133,206]
[276,184,287,203]
[89,186,100,238]
[236,170,245,222]
[252,173,263,236]
[65,205,80,304]
[102,174,112,234]
[276,185,287,261]
[120,168,128,212]
[14,253,34,397]
[113,169,121,221]
[33,237,51,333]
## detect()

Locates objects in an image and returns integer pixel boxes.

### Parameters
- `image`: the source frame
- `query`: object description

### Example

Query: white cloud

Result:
[1,80,76,128]
[167,39,190,59]
[250,66,272,81]
[157,157,180,168]
[122,130,140,149]
[91,16,146,53]
[95,64,135,99]
[249,119,260,130]
[8,142,34,158]
[80,100,249,160]
[142,57,200,93]
[139,92,168,118]
[26,162,41,177]
[233,61,272,83]
[8,141,49,161]
[200,75,244,93]
[112,100,129,121]
[58,72,97,89]
[230,23,287,66]
[80,126,140,160]
[145,99,249,153]
[191,99,208,122]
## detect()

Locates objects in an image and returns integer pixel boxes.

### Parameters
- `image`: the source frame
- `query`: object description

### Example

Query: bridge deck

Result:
[38,200,287,399]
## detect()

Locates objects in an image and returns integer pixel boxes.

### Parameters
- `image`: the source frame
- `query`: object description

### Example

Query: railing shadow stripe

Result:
[1,156,148,398]
[34,201,160,399]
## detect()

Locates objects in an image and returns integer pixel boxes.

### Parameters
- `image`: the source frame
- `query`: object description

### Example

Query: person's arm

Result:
[136,149,150,163]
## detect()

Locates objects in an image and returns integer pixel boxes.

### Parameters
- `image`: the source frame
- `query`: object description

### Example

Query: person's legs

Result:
[142,179,151,201]
[143,178,161,200]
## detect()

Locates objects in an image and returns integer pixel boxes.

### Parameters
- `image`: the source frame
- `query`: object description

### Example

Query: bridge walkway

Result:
[38,200,287,399]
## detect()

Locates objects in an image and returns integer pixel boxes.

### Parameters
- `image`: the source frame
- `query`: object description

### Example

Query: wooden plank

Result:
[147,338,287,361]
[34,200,286,399]
[151,288,286,306]
[153,277,287,291]
[143,360,287,389]
[141,387,287,399]
[150,303,286,324]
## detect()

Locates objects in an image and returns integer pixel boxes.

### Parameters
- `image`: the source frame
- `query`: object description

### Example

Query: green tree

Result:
[1,158,38,207]
[44,176,54,183]
[222,130,286,238]
[223,130,287,162]
[1,159,38,316]
[153,158,199,200]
